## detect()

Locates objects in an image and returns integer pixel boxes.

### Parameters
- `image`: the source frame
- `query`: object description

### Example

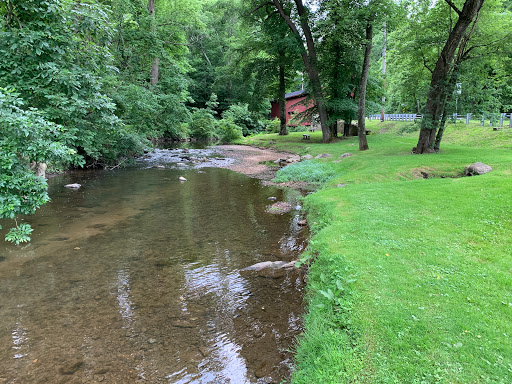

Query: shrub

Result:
[274,160,338,184]
[222,103,264,136]
[218,119,243,142]
[189,109,218,139]
[265,118,281,133]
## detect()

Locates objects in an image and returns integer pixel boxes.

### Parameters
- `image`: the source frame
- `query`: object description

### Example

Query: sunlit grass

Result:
[243,122,512,383]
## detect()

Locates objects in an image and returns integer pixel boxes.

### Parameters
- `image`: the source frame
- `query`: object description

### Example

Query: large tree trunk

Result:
[273,0,331,143]
[358,22,372,151]
[148,0,159,85]
[278,59,288,135]
[414,0,484,153]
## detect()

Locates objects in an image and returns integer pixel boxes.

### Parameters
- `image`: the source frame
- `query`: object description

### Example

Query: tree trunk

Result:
[414,0,485,153]
[148,0,159,85]
[278,59,288,135]
[358,22,372,151]
[272,0,331,143]
[381,21,386,122]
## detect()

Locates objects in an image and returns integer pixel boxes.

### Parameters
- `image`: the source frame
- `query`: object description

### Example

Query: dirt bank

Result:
[213,145,312,189]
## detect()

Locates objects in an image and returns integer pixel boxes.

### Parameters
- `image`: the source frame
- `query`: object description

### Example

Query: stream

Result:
[0,148,307,383]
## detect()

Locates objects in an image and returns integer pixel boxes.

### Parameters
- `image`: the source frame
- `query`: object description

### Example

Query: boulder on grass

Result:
[464,162,492,176]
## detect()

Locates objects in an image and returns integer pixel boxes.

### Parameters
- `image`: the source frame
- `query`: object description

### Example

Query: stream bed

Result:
[0,148,307,384]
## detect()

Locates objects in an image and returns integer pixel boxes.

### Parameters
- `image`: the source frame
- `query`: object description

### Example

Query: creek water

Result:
[0,149,307,383]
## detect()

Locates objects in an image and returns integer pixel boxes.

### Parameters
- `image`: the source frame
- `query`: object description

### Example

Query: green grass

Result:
[274,160,338,184]
[242,122,512,383]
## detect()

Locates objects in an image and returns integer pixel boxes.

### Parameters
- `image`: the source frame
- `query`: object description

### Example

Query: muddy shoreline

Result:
[212,145,313,190]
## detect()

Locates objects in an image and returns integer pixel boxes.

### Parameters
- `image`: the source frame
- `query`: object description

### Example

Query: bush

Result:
[189,109,218,139]
[218,119,243,142]
[274,160,338,184]
[222,103,264,136]
[265,118,281,133]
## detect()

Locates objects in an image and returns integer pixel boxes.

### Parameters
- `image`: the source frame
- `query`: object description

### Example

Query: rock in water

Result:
[242,260,298,271]
[64,183,81,189]
[179,176,187,181]
[58,360,84,375]
[465,162,492,176]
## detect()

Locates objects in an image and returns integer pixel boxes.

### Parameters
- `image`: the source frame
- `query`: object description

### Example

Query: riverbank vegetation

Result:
[242,121,512,382]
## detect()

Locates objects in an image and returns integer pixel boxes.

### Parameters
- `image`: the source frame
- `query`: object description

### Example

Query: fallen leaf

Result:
[33,359,38,363]
[74,247,80,250]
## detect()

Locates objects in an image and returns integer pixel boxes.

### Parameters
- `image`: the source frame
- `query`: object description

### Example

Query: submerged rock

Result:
[64,183,81,189]
[242,260,297,272]
[265,201,293,214]
[58,360,84,375]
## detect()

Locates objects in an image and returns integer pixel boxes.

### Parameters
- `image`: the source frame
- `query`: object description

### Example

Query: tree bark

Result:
[358,22,372,151]
[413,0,485,153]
[148,0,159,85]
[278,58,288,135]
[272,0,331,143]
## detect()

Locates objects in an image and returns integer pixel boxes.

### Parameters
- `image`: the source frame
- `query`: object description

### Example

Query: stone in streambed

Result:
[64,183,81,189]
[58,360,84,375]
[254,360,273,378]
[179,176,187,181]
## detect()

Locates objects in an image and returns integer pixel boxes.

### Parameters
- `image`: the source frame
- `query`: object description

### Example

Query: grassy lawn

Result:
[242,122,512,383]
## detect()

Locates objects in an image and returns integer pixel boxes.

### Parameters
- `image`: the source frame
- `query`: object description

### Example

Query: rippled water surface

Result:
[0,149,307,383]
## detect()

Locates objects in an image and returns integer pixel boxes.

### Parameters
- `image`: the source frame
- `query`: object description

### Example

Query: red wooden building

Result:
[270,90,313,127]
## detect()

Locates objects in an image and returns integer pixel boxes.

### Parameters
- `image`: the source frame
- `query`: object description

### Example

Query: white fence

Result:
[368,113,512,127]
[368,114,421,121]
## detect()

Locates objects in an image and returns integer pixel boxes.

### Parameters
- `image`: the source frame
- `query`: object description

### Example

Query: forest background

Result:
[1,0,511,242]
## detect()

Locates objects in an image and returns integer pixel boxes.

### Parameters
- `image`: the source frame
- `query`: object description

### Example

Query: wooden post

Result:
[466,113,471,124]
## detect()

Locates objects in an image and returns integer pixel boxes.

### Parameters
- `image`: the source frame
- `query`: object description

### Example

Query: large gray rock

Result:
[302,154,314,160]
[242,260,297,272]
[465,162,492,176]
[338,153,353,159]
[315,153,332,159]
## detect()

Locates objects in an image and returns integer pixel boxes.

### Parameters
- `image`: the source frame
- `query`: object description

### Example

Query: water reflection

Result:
[115,268,135,324]
[0,149,307,383]
[12,320,28,360]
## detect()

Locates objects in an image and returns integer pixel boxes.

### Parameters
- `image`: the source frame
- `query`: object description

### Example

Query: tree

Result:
[271,0,332,142]
[358,21,372,151]
[413,0,485,153]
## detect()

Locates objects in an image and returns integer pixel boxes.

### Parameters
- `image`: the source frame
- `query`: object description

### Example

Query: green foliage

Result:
[265,118,281,133]
[5,223,33,245]
[217,119,243,142]
[189,108,218,139]
[221,103,264,136]
[0,0,148,166]
[274,160,338,184]
[0,88,81,243]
